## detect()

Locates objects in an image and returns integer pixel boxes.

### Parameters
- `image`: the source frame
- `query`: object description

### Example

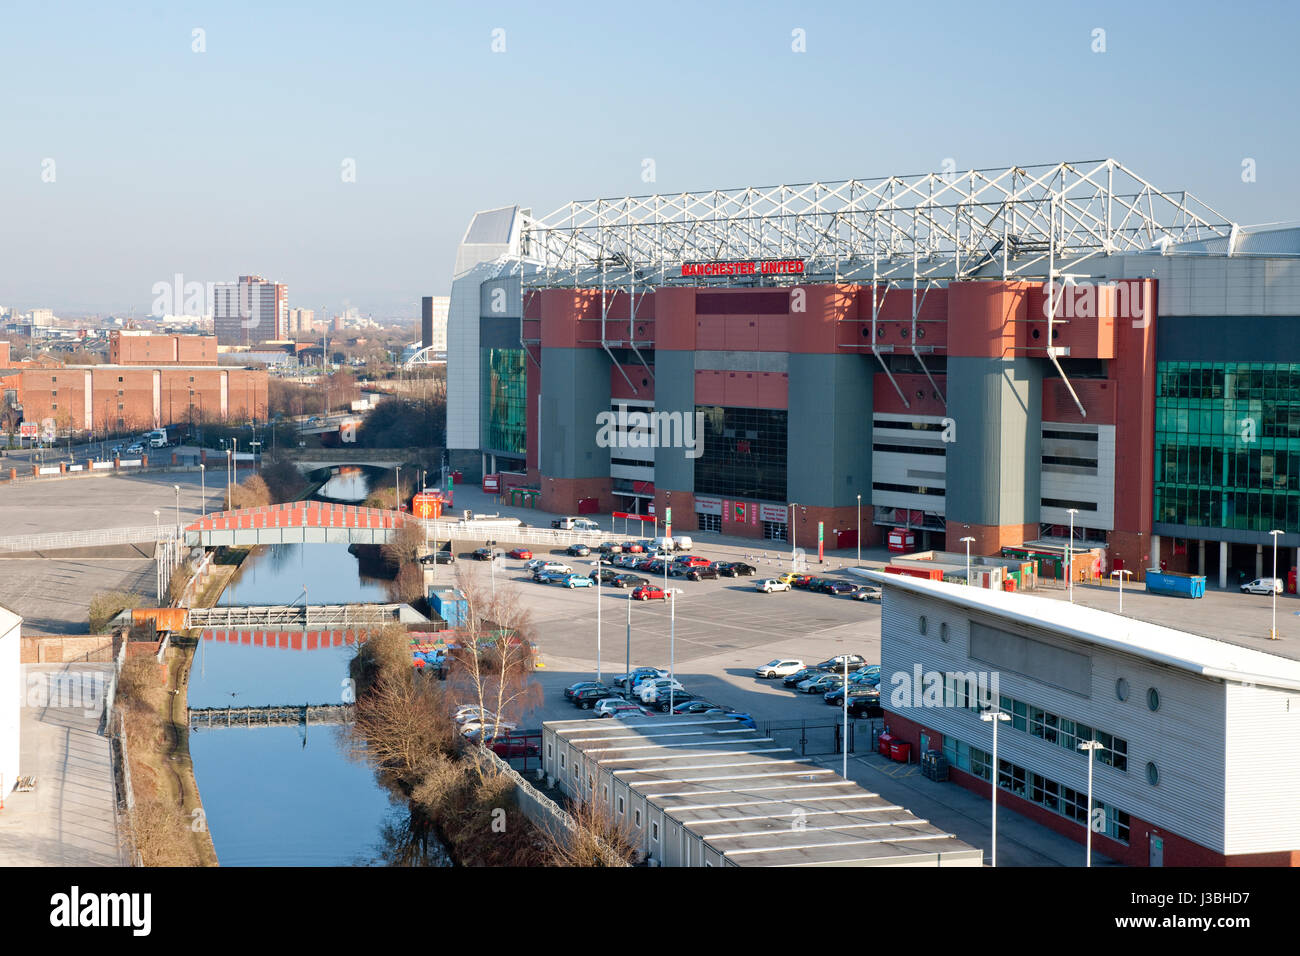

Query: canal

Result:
[188,465,449,866]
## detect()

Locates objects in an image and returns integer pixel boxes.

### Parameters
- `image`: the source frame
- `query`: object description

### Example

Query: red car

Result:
[633,584,667,601]
[624,542,644,553]
[507,548,533,560]
[635,558,658,572]
[488,736,539,758]
[675,555,710,568]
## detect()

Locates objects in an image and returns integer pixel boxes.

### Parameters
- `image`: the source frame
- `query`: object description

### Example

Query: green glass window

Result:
[1155,361,1300,532]
[481,347,527,456]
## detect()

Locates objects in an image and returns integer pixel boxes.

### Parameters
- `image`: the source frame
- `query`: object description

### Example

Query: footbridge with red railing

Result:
[183,501,409,547]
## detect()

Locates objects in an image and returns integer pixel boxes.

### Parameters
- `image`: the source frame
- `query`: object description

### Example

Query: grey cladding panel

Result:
[968,620,1092,697]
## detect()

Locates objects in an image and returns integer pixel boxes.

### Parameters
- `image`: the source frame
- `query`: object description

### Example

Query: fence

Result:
[761,717,885,757]
[0,524,176,553]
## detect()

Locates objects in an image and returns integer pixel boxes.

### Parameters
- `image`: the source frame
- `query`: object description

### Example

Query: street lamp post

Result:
[225,448,232,510]
[199,464,206,518]
[595,553,603,685]
[153,510,162,601]
[1078,739,1104,866]
[173,484,181,537]
[1270,529,1283,640]
[1110,569,1133,612]
[980,708,1011,867]
[789,503,798,570]
[856,494,861,565]
[1066,508,1079,602]
[842,654,849,779]
[960,536,975,586]
[669,589,676,713]
[395,466,401,512]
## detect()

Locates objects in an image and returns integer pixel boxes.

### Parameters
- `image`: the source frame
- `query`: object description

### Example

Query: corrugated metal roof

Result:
[864,571,1300,692]
[547,717,982,867]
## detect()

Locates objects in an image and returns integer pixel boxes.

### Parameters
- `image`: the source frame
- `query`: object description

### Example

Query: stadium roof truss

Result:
[516,159,1237,411]
[520,159,1235,289]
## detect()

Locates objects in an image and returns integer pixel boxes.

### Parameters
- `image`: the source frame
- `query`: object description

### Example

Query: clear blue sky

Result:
[3,0,1296,319]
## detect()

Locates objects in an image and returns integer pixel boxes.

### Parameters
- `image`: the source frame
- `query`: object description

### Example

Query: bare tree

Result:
[544,792,638,867]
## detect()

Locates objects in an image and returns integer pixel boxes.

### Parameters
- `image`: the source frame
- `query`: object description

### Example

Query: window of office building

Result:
[480,347,527,456]
[1154,362,1300,531]
[694,405,787,502]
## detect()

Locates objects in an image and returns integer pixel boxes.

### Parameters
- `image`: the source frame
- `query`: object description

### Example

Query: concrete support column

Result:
[1198,539,1206,575]
[1256,544,1264,579]
[1220,541,1228,590]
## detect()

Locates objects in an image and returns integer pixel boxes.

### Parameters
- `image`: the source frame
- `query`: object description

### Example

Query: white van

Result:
[672,535,693,552]
[653,536,675,552]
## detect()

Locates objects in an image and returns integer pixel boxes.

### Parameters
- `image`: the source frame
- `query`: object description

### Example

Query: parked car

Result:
[672,536,694,552]
[472,547,499,561]
[507,547,533,560]
[563,681,605,700]
[461,718,519,738]
[589,567,622,585]
[567,543,592,557]
[637,678,687,704]
[699,707,757,730]
[1241,577,1283,595]
[486,735,540,758]
[824,683,881,705]
[797,674,844,694]
[790,574,818,589]
[755,578,790,593]
[596,698,651,718]
[562,574,593,589]
[851,585,882,601]
[776,572,801,585]
[686,566,719,582]
[125,442,145,455]
[670,699,718,715]
[538,562,574,575]
[815,654,867,672]
[571,685,615,709]
[617,667,667,692]
[613,573,648,589]
[598,542,624,555]
[633,584,668,601]
[453,704,499,725]
[715,561,755,577]
[419,551,455,565]
[623,542,644,554]
[676,555,711,568]
[525,558,549,572]
[848,694,884,719]
[755,658,805,678]
[783,667,818,688]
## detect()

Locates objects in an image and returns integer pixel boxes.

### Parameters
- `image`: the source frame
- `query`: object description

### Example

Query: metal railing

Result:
[0,524,177,553]
[187,602,409,628]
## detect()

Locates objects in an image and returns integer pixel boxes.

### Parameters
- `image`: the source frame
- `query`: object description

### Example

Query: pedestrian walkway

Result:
[0,664,122,866]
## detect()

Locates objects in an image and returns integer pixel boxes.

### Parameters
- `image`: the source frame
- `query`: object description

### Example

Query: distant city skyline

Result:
[3,0,1297,316]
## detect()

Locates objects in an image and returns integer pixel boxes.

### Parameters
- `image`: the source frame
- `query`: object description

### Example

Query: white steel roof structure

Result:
[520,159,1237,290]
[865,571,1300,694]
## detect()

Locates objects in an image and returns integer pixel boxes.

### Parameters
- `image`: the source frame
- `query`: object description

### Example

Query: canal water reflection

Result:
[189,480,447,866]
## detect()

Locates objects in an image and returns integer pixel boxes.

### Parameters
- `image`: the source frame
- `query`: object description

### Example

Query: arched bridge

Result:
[185,501,409,547]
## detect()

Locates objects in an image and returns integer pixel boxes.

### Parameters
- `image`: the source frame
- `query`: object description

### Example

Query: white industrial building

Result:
[543,716,982,867]
[0,605,21,800]
[867,570,1300,866]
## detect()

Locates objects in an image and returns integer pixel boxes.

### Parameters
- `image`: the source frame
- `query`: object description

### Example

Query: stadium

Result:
[445,159,1300,584]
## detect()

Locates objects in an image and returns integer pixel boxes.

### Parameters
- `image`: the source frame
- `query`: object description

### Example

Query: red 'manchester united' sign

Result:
[681,259,805,277]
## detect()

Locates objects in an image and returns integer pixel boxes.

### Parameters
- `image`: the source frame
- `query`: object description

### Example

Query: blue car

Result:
[701,707,756,730]
[563,574,593,589]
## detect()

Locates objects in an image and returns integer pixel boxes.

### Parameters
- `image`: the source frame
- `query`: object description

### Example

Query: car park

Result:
[507,547,533,559]
[669,699,718,715]
[851,664,882,686]
[598,542,624,555]
[525,558,548,572]
[790,574,817,589]
[699,707,757,730]
[567,543,592,557]
[686,566,718,581]
[716,562,755,577]
[538,562,574,575]
[651,689,698,712]
[1241,577,1283,595]
[755,578,790,593]
[612,573,648,589]
[533,570,569,584]
[755,658,805,678]
[623,542,644,553]
[676,555,710,568]
[632,584,668,601]
[563,681,605,701]
[589,568,622,585]
[571,685,615,709]
[851,585,882,601]
[561,574,593,589]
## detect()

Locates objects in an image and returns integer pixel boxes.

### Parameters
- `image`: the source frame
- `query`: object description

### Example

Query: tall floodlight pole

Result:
[595,553,603,684]
[1270,529,1283,640]
[980,709,1010,866]
[199,464,206,518]
[842,655,850,779]
[961,536,975,586]
[625,598,631,689]
[225,449,232,509]
[1111,569,1133,612]
[153,510,162,601]
[1078,739,1103,866]
[669,590,676,713]
[789,503,797,570]
[1066,508,1079,602]
[173,484,181,537]
[856,494,861,564]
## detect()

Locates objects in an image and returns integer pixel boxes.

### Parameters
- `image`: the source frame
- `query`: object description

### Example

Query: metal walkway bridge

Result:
[188,603,429,628]
[189,703,355,728]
